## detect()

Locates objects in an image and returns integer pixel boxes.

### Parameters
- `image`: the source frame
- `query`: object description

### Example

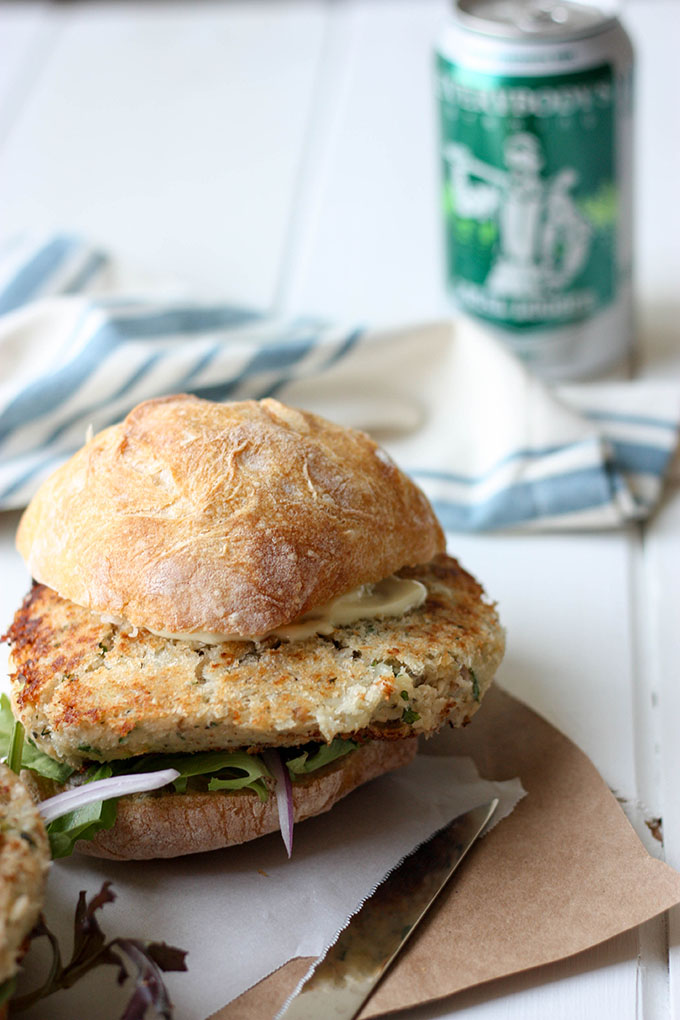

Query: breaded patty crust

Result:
[7,555,504,769]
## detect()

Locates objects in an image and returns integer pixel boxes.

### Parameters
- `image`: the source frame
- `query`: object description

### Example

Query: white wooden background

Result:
[0,1,679,1018]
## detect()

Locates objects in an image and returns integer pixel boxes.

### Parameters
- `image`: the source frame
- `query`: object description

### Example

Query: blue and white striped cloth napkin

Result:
[0,234,678,530]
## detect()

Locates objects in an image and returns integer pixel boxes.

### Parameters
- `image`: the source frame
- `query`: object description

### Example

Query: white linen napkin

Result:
[0,234,678,529]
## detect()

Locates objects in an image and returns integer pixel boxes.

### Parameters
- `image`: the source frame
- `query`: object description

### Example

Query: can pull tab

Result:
[518,3,570,31]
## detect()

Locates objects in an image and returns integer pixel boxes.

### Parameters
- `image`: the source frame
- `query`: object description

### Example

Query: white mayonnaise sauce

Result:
[143,575,427,644]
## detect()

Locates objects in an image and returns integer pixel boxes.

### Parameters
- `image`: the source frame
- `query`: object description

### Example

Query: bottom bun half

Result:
[26,739,417,861]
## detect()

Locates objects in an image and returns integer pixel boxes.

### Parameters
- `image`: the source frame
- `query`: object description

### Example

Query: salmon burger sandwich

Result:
[3,395,504,859]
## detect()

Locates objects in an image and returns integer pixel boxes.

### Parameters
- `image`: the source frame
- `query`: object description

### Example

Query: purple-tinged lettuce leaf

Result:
[12,882,187,1019]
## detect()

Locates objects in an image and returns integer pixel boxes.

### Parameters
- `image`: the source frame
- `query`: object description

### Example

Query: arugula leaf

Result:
[206,755,271,804]
[21,740,75,782]
[127,740,359,789]
[129,749,271,783]
[0,693,14,747]
[7,720,24,774]
[98,749,273,802]
[46,766,119,859]
[286,737,357,778]
[77,749,273,804]
[47,797,119,860]
[0,694,74,783]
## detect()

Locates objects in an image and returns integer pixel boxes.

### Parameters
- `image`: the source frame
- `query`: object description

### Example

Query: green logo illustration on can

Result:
[436,59,617,330]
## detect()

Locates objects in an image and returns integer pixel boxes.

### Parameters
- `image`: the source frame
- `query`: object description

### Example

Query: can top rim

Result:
[454,1,619,42]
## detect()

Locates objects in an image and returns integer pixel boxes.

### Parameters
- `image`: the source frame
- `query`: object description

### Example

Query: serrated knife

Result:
[275,797,498,1020]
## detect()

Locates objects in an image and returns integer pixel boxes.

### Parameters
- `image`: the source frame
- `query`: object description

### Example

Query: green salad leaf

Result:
[94,740,358,796]
[21,739,75,782]
[95,749,274,802]
[0,694,74,783]
[7,719,24,774]
[0,694,15,747]
[286,737,358,777]
[46,765,119,859]
[47,797,119,860]
[207,754,271,803]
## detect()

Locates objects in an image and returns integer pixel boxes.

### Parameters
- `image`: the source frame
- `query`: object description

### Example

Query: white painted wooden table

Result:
[0,1,679,1018]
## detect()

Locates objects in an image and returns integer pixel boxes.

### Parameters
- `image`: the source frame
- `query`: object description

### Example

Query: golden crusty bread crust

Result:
[8,557,503,767]
[22,739,417,860]
[16,395,445,636]
[0,765,50,984]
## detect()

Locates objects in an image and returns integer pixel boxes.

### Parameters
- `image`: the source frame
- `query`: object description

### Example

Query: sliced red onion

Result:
[262,750,294,857]
[38,768,181,823]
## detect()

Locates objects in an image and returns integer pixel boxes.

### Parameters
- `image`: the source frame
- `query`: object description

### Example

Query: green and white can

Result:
[436,0,634,379]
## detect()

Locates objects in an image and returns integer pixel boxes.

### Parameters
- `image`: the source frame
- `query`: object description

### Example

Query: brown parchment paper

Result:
[212,686,680,1019]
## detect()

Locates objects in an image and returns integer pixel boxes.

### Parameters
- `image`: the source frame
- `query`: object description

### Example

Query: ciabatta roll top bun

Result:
[16,395,445,637]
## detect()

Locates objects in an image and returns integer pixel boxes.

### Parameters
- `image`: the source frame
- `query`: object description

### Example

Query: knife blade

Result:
[275,797,498,1020]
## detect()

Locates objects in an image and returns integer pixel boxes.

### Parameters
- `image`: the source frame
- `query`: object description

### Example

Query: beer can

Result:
[435,1,634,379]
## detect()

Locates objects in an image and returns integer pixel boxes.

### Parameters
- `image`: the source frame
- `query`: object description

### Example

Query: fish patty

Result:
[7,555,504,768]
